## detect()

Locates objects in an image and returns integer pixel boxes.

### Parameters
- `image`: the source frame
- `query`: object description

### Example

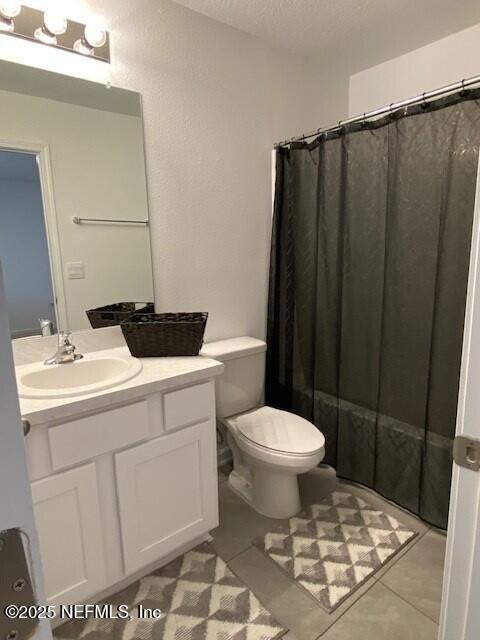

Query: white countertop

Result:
[18,346,224,426]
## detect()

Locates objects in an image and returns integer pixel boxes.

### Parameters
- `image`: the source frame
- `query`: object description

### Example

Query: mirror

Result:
[0,60,154,338]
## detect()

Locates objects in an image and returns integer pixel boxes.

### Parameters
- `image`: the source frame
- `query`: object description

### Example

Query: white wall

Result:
[349,22,480,116]
[0,89,153,331]
[105,0,344,341]
[0,175,55,336]
[0,0,349,341]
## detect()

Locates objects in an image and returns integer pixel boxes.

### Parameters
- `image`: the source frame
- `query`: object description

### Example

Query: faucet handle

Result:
[57,332,76,356]
[58,331,72,346]
[44,331,82,365]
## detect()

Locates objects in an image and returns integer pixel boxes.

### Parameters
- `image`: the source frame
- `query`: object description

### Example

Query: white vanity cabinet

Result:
[24,375,220,607]
[31,464,106,606]
[115,420,217,573]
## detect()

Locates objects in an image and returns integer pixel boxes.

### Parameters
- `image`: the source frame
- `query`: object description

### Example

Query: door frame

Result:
[0,261,52,640]
[0,138,67,330]
[439,160,480,640]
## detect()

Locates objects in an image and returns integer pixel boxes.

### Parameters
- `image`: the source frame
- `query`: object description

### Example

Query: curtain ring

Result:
[361,113,367,128]
[460,79,468,97]
[421,92,428,109]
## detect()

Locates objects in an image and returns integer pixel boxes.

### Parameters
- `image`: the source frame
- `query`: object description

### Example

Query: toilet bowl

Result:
[224,406,325,518]
[201,337,326,519]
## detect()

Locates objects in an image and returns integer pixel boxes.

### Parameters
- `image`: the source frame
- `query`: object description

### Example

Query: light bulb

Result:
[73,38,93,56]
[0,15,13,31]
[34,26,56,44]
[0,0,21,19]
[44,11,67,36]
[84,24,106,48]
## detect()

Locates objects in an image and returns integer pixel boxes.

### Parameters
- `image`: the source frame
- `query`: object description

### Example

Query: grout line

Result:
[379,580,441,626]
[428,523,448,538]
[228,542,254,562]
[217,480,441,638]
[226,540,379,640]
[372,527,429,580]
[214,541,254,565]
[222,535,379,637]
[315,532,439,640]
[314,530,428,639]
[314,529,432,637]
[315,577,380,638]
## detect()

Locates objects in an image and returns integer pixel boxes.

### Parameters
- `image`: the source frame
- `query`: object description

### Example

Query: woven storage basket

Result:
[86,302,154,329]
[121,312,208,357]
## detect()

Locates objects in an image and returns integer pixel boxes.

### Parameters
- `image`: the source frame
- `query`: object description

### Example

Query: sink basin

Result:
[16,355,143,399]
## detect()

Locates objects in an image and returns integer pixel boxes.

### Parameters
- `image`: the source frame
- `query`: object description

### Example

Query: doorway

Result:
[0,149,57,337]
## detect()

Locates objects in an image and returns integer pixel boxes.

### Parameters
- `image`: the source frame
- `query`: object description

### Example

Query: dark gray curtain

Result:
[267,91,480,529]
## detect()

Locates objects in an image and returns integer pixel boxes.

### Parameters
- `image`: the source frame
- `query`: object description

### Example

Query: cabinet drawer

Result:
[48,400,150,470]
[163,382,213,431]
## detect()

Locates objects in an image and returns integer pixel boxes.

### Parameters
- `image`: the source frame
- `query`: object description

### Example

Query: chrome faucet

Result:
[44,332,83,365]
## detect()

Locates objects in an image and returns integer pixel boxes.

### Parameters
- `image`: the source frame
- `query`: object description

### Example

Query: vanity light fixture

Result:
[85,24,107,49]
[0,4,110,62]
[74,24,107,56]
[34,10,67,45]
[0,0,21,18]
[0,0,21,31]
[0,14,14,31]
[73,37,91,55]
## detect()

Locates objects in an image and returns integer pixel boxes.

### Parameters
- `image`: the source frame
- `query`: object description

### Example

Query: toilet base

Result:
[228,469,254,504]
[252,466,302,518]
[228,465,302,519]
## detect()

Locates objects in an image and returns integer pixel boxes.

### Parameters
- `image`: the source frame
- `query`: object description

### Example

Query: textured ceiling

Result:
[173,0,480,71]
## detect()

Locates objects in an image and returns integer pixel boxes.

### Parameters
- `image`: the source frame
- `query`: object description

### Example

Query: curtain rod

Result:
[275,73,480,148]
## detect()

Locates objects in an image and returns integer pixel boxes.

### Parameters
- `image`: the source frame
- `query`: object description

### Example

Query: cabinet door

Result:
[31,463,106,605]
[115,421,218,574]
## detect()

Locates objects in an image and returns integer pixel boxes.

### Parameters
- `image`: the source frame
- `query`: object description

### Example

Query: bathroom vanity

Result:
[2,58,225,618]
[18,346,224,608]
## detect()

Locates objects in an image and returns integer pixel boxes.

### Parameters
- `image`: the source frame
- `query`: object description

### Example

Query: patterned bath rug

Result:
[54,542,287,640]
[254,490,417,613]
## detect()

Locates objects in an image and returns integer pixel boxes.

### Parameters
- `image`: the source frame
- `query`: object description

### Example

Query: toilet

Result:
[201,336,325,518]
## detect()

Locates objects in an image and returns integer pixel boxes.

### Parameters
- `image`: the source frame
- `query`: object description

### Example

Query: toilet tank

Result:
[201,337,267,418]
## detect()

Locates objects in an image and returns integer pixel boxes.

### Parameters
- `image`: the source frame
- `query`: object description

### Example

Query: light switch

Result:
[66,261,85,279]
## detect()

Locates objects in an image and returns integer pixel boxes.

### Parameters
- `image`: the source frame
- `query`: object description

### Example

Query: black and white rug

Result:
[55,543,286,640]
[254,491,417,613]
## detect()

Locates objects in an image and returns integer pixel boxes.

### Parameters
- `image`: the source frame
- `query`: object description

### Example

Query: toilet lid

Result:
[232,406,325,455]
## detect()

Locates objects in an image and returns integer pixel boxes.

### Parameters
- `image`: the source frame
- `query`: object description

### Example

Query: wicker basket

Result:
[121,312,208,357]
[86,302,155,329]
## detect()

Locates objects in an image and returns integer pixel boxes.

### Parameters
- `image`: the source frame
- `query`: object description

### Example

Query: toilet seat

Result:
[227,406,325,456]
[223,404,326,517]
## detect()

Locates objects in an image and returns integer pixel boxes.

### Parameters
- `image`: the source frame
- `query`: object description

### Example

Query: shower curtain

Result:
[266,91,480,529]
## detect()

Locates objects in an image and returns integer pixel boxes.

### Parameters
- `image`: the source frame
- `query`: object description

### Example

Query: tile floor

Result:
[213,465,446,640]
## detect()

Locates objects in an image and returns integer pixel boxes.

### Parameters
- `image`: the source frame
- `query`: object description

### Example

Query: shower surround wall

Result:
[267,92,480,529]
